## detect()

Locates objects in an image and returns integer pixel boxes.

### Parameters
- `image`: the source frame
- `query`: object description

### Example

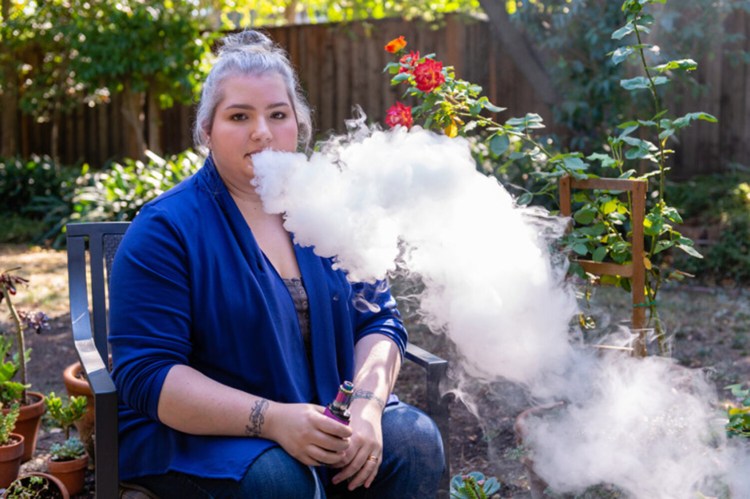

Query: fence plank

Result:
[3,15,748,176]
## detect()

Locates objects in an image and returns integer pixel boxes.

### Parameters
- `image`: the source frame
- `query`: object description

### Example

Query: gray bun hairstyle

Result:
[193,30,313,152]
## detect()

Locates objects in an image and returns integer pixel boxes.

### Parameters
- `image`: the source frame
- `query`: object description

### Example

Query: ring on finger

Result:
[366,455,378,463]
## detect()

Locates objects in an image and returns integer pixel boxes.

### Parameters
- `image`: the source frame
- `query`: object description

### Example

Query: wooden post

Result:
[630,180,648,356]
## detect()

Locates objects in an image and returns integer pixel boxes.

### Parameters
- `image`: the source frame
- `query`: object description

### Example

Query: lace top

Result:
[282,277,311,351]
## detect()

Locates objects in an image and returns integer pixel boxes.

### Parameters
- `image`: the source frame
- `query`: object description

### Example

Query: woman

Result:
[109,30,445,498]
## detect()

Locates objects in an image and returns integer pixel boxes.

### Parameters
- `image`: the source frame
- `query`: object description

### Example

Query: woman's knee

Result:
[384,404,445,460]
[242,446,319,498]
[381,403,446,488]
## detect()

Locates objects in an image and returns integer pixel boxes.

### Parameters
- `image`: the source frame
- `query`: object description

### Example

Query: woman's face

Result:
[208,72,299,189]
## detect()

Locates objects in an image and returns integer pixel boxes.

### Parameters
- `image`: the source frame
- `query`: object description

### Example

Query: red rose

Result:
[398,51,421,74]
[385,102,413,129]
[413,59,445,93]
[384,36,407,53]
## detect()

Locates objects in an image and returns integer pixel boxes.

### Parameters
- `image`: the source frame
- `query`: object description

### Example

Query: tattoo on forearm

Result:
[352,389,386,409]
[245,399,269,437]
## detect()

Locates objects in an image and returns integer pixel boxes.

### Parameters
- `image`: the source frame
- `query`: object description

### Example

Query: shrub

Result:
[666,172,750,283]
[0,156,78,245]
[68,149,201,224]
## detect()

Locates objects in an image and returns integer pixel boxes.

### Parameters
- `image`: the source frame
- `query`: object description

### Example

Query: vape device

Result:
[324,380,354,425]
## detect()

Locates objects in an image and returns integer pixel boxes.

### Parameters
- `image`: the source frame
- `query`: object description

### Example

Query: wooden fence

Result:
[1,14,748,178]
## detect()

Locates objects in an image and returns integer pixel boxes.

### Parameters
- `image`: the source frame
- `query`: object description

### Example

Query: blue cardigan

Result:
[109,157,407,481]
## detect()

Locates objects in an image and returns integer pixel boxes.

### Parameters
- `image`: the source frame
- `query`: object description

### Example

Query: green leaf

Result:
[592,246,608,262]
[654,240,675,254]
[662,206,683,224]
[505,113,545,130]
[562,155,587,171]
[483,101,506,113]
[391,72,410,84]
[677,243,704,259]
[516,192,533,206]
[672,112,719,129]
[574,206,597,225]
[572,243,589,256]
[653,59,698,73]
[611,46,634,65]
[620,76,651,90]
[489,133,510,156]
[587,152,617,169]
[577,223,607,236]
[612,24,634,40]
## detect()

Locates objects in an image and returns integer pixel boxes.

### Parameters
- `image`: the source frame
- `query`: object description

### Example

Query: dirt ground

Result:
[1,243,749,498]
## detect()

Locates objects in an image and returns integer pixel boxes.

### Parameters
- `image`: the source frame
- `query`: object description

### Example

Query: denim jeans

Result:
[130,402,445,498]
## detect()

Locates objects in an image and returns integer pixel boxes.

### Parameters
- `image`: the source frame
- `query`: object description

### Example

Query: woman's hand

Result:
[266,402,352,467]
[330,399,384,490]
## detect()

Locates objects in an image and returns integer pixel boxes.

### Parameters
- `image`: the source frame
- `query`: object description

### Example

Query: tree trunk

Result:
[50,106,61,169]
[146,91,162,156]
[284,0,298,24]
[1,0,18,157]
[477,0,559,107]
[121,81,146,160]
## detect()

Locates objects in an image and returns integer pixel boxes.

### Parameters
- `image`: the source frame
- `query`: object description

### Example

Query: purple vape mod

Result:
[324,380,354,425]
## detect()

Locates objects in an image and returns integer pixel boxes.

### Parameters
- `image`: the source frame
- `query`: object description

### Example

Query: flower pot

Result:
[47,454,88,496]
[0,433,24,488]
[4,471,69,498]
[62,361,96,459]
[3,391,45,462]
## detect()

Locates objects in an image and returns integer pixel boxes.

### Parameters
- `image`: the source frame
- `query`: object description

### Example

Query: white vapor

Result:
[253,125,576,385]
[251,123,748,497]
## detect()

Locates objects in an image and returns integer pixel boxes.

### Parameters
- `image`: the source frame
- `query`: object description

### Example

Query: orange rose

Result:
[384,36,407,53]
[413,59,445,93]
[385,102,413,129]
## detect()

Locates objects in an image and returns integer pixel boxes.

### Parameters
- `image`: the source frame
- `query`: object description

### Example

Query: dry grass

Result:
[0,244,69,317]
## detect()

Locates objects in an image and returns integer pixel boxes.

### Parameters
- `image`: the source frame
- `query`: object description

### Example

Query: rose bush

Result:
[381,0,714,354]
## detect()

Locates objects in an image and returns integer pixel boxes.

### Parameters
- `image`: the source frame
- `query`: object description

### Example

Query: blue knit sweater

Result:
[109,157,406,481]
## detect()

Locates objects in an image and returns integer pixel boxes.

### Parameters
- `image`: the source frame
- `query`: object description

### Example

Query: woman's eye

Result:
[230,114,247,121]
[271,111,287,120]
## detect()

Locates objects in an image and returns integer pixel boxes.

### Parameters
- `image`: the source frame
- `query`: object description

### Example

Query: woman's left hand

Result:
[330,400,383,490]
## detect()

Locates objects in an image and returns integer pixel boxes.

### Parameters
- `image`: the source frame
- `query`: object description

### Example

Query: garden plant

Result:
[45,392,87,447]
[383,0,714,354]
[0,269,49,405]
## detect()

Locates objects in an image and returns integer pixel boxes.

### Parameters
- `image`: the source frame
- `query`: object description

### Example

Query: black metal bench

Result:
[67,221,450,498]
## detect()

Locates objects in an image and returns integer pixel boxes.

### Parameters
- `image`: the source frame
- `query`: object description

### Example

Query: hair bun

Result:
[219,30,274,55]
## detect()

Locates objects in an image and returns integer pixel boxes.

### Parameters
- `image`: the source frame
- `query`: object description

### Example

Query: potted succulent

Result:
[0,403,24,488]
[0,269,48,462]
[61,361,95,460]
[4,473,69,499]
[44,392,88,496]
[450,472,501,499]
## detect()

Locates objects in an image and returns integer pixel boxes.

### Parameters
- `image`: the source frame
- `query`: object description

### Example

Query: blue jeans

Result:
[130,402,445,498]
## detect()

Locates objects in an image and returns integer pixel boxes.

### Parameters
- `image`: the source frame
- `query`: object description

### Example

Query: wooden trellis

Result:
[559,175,649,357]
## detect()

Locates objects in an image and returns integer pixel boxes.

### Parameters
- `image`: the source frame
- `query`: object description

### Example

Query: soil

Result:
[1,243,749,498]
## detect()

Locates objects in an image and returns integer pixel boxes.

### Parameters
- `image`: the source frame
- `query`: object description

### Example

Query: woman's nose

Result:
[251,118,272,143]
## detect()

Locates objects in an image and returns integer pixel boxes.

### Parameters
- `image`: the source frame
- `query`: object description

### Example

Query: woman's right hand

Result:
[266,402,352,467]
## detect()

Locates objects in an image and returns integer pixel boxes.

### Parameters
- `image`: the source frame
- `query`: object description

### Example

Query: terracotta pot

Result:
[0,433,24,488]
[62,361,96,460]
[47,454,88,496]
[4,471,69,498]
[3,391,45,462]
